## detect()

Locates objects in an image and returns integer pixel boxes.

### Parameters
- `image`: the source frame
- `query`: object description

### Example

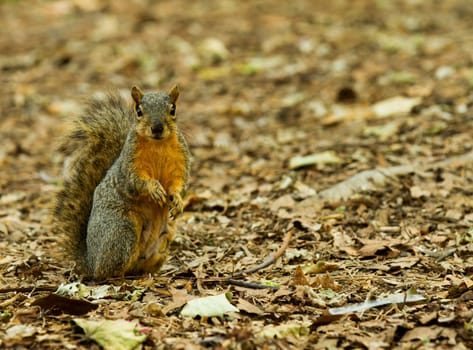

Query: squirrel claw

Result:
[150,181,167,206]
[168,192,183,220]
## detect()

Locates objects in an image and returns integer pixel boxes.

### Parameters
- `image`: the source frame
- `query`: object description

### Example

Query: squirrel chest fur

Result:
[134,133,186,190]
[131,133,187,272]
[54,85,190,280]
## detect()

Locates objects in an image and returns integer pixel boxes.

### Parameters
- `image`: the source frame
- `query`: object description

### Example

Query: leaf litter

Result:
[1,0,473,349]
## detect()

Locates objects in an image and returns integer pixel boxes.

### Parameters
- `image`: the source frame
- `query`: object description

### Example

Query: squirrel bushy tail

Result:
[54,93,132,273]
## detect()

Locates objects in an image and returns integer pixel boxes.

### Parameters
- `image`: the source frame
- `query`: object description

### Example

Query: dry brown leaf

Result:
[269,194,295,212]
[292,266,310,286]
[388,257,419,270]
[236,298,264,315]
[162,288,194,315]
[32,294,98,315]
[311,273,339,291]
[401,326,457,345]
[410,185,431,199]
[357,239,402,258]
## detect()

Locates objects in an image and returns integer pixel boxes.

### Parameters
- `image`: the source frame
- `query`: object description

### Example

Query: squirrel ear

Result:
[131,86,144,104]
[169,84,179,104]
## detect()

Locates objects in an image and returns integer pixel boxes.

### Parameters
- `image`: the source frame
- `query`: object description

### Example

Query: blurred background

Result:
[1,0,472,183]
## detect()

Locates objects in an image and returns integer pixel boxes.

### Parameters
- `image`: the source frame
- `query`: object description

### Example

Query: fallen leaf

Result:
[372,96,421,118]
[180,293,239,318]
[285,248,312,261]
[293,181,317,199]
[0,192,26,205]
[293,265,310,286]
[445,208,463,221]
[259,322,310,339]
[310,312,344,327]
[270,194,295,212]
[32,294,98,315]
[4,325,37,341]
[236,298,264,315]
[311,273,340,291]
[144,303,165,318]
[435,66,455,80]
[301,261,340,275]
[410,185,430,199]
[419,311,438,325]
[331,229,357,255]
[163,287,194,314]
[358,239,401,258]
[281,92,306,107]
[388,257,419,270]
[289,151,343,169]
[321,104,373,126]
[55,282,82,296]
[402,326,457,345]
[73,319,146,350]
[363,121,399,140]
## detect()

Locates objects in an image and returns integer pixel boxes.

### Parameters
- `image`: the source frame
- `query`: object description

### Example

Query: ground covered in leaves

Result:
[1,0,473,349]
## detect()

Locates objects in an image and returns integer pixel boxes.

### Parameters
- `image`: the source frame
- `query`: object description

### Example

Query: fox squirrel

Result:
[54,85,190,280]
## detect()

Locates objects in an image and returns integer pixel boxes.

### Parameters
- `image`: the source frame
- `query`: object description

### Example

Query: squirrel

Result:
[53,85,190,280]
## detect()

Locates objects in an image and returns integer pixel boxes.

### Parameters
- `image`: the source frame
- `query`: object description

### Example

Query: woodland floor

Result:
[1,0,473,349]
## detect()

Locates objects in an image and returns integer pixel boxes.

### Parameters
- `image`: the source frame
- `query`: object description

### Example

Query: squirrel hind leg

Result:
[86,218,140,280]
[137,227,175,274]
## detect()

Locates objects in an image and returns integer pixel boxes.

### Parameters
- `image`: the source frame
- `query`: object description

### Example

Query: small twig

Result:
[201,229,295,290]
[198,241,292,291]
[196,336,225,345]
[197,277,278,289]
[227,279,279,290]
[0,293,23,307]
[234,229,294,276]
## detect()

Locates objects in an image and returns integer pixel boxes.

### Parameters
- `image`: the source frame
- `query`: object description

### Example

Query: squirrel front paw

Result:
[149,180,167,206]
[168,192,183,220]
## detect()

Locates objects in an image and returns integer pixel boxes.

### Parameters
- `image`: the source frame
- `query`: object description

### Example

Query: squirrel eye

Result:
[170,104,176,116]
[136,105,143,117]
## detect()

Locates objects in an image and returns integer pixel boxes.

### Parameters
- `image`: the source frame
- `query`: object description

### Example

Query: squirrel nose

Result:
[152,124,164,135]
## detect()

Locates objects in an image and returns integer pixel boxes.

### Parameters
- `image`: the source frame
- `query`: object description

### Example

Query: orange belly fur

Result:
[130,133,186,274]
[133,133,186,192]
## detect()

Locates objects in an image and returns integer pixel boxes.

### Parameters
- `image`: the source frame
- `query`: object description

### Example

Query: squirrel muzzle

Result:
[151,123,165,140]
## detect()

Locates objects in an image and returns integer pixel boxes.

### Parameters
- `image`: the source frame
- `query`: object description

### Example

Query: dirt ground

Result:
[1,0,473,349]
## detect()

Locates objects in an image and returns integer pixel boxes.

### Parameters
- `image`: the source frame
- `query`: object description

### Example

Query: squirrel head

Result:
[131,85,180,140]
